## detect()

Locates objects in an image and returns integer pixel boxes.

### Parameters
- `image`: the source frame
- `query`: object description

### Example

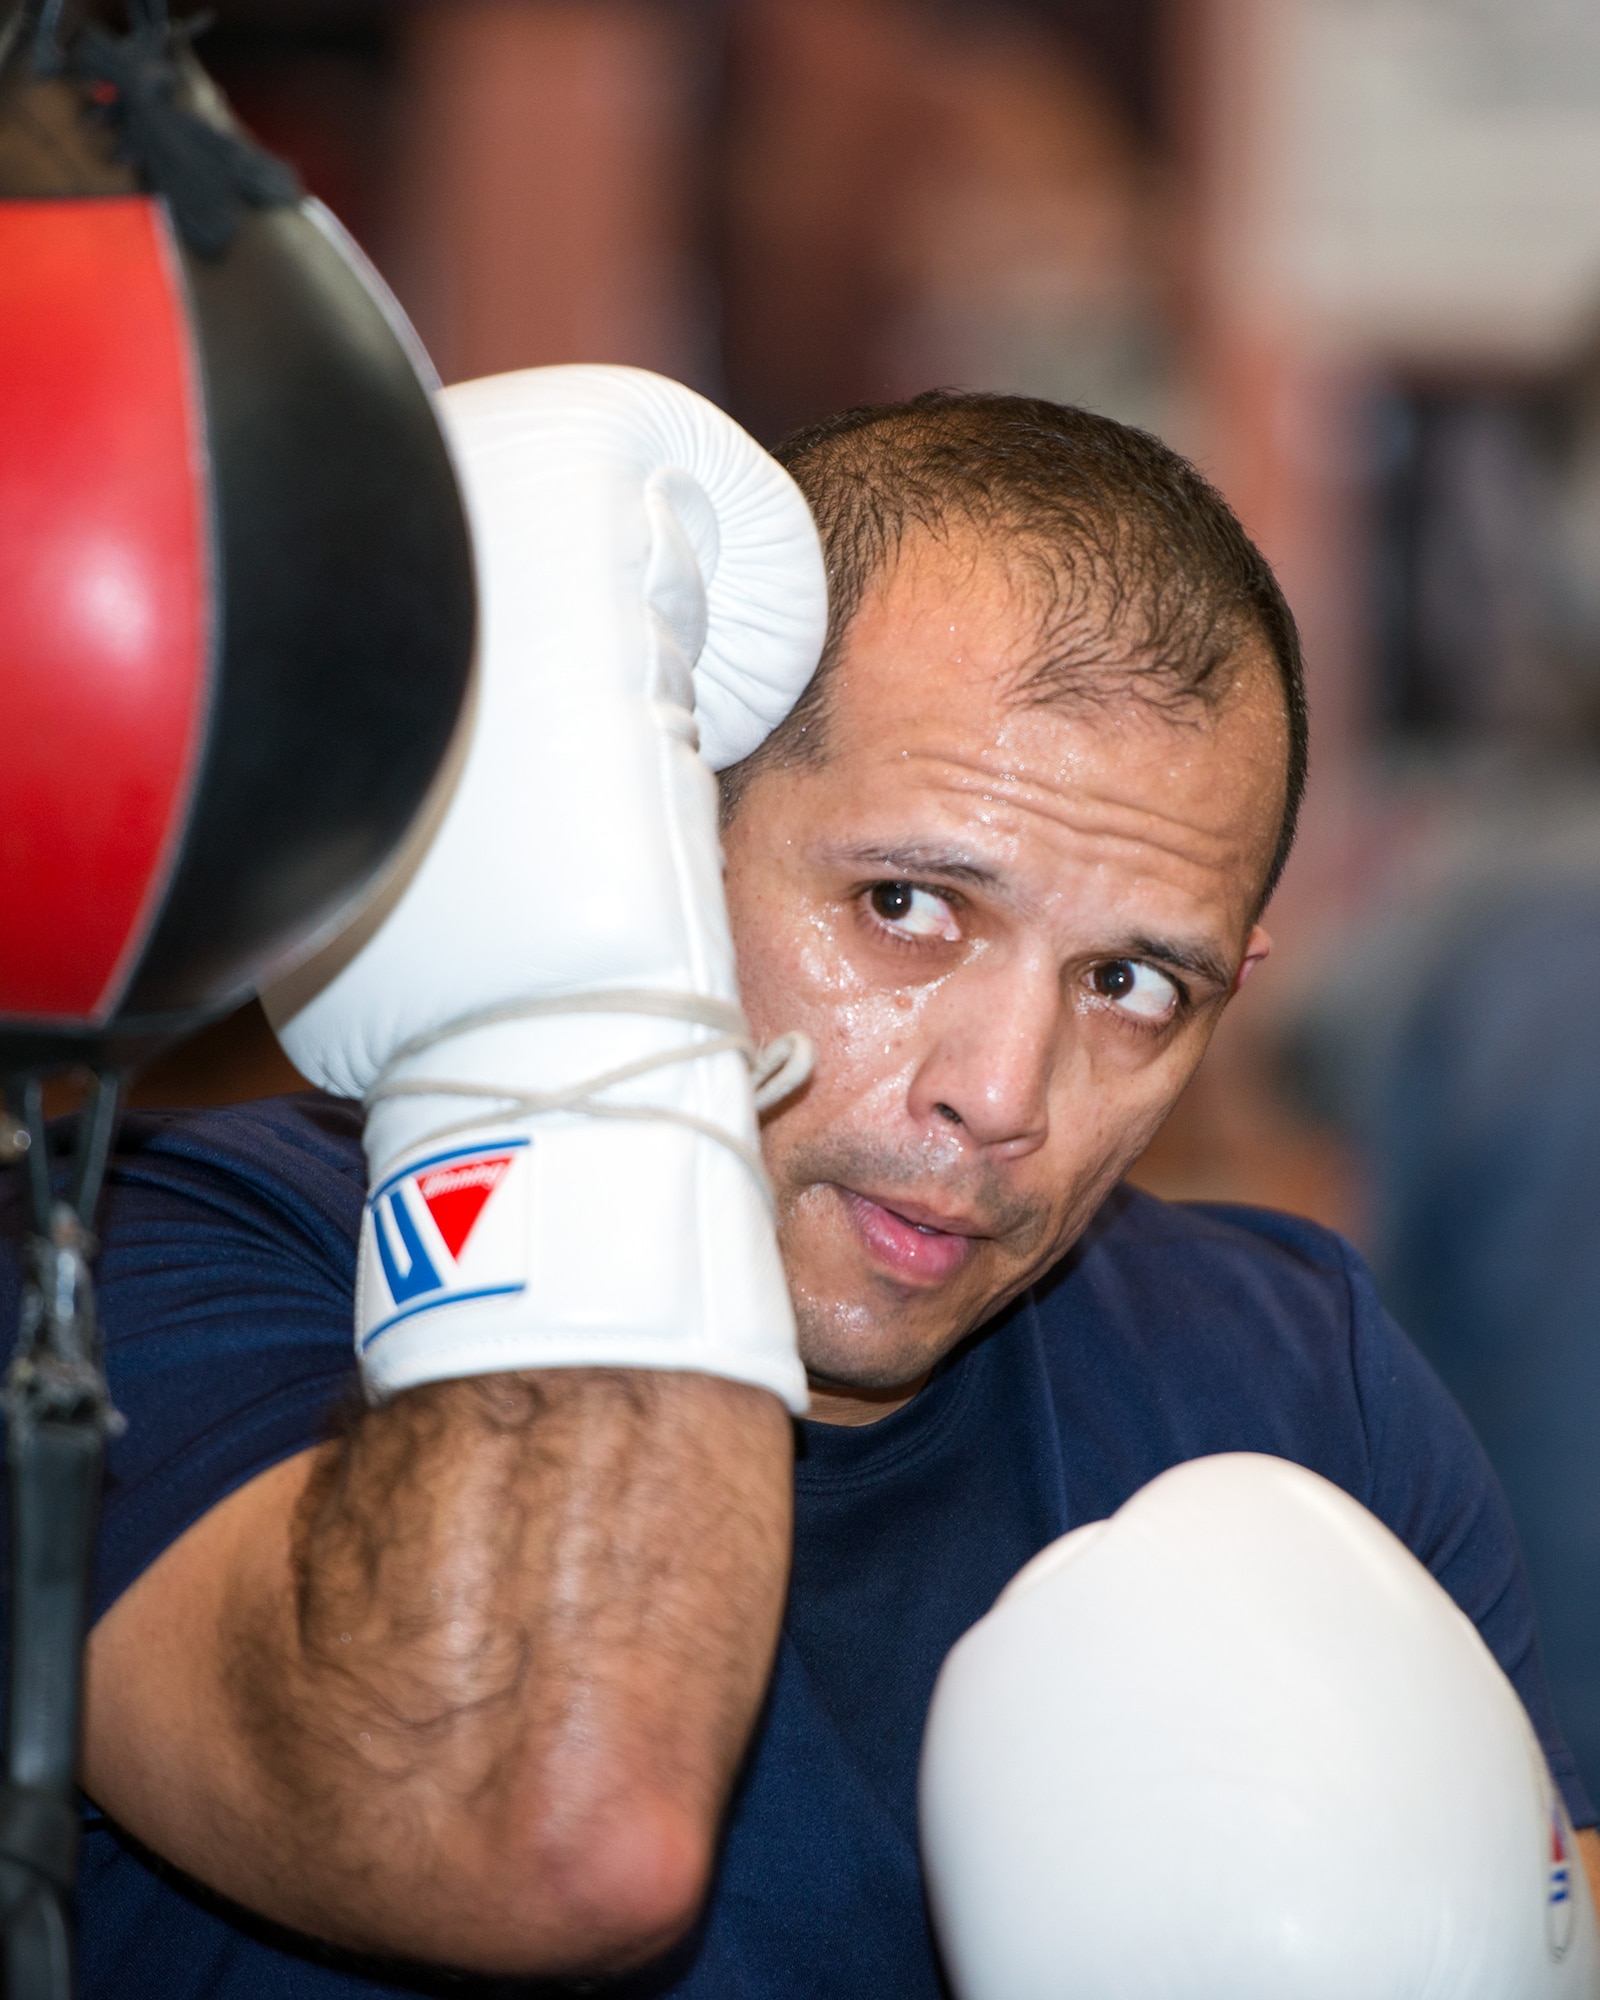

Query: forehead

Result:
[811,528,1288,913]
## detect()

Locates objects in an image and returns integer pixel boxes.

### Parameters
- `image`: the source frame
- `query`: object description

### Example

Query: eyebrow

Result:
[830,841,1003,889]
[1121,934,1234,991]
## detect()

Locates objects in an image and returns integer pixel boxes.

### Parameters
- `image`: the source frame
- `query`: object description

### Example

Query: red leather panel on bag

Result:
[0,197,209,1025]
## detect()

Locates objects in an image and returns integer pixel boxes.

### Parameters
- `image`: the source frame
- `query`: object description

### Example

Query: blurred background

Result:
[135,0,1600,1794]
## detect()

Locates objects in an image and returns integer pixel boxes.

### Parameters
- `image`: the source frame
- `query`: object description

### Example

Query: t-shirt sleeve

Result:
[0,1096,365,1635]
[1342,1235,1597,1829]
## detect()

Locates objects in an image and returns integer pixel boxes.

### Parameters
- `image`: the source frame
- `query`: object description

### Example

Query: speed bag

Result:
[0,12,477,1074]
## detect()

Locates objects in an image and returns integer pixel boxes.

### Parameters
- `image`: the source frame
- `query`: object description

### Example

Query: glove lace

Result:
[364,989,813,1197]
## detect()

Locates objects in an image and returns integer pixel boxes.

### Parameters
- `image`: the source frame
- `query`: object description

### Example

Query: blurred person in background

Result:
[1291,823,1600,1802]
[1289,334,1600,1802]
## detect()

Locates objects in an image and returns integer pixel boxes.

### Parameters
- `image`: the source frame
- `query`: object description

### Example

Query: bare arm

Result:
[82,1368,791,1978]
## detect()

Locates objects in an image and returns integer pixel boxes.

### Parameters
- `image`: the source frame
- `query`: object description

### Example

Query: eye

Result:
[1090,958,1180,1023]
[867,881,961,942]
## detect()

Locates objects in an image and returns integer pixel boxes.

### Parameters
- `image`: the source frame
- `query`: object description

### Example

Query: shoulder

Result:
[64,1088,369,1369]
[1078,1180,1355,1271]
[1022,1183,1413,1498]
[0,1091,366,1292]
[106,1089,366,1215]
[1043,1181,1367,1351]
[1025,1182,1508,1578]
[88,1092,367,1283]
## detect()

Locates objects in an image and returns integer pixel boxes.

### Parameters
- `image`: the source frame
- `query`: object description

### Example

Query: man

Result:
[3,388,1591,1997]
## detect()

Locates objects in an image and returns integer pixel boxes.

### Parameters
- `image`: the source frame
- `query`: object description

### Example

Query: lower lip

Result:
[842,1192,976,1284]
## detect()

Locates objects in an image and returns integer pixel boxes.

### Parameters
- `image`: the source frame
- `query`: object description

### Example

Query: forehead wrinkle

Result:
[876,742,1260,874]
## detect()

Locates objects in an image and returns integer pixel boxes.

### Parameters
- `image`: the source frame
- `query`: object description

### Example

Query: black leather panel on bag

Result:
[120,202,475,1023]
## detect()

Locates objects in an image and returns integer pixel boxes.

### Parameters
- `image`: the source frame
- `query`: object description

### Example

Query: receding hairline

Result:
[723,511,1291,790]
[856,508,1280,718]
[723,391,1307,906]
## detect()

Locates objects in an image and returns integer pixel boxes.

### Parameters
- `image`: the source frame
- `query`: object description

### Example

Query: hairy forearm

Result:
[87,1369,792,1974]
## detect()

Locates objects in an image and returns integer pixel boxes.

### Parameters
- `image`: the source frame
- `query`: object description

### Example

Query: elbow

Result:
[521,1789,715,1973]
[408,1787,716,1979]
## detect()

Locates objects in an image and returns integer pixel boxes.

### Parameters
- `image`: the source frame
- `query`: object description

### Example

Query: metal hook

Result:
[19,1083,50,1242]
[70,1074,120,1224]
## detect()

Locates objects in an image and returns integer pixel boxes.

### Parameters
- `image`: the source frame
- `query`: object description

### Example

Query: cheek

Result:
[1060,1034,1205,1173]
[733,892,898,1058]
[1033,1021,1208,1180]
[725,876,831,1037]
[796,986,932,1132]
[757,972,947,1181]
[1067,983,1221,1096]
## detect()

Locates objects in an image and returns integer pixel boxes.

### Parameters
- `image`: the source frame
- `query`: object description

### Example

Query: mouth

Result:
[839,1188,981,1285]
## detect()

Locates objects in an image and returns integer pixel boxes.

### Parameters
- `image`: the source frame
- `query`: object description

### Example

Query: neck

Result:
[804,1372,931,1427]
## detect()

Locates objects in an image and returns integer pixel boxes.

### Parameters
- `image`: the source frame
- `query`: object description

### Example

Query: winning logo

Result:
[358,1138,530,1351]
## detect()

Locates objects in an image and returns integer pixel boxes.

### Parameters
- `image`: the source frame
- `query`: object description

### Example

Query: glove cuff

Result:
[354,1115,807,1413]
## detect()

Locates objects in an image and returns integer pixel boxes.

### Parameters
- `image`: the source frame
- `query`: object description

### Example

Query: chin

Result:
[793,1302,955,1396]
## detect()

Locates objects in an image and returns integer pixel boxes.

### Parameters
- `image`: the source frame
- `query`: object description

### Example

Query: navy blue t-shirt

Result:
[0,1094,1586,1999]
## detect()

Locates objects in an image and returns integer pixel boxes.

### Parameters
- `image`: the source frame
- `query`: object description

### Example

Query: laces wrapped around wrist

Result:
[364,988,813,1198]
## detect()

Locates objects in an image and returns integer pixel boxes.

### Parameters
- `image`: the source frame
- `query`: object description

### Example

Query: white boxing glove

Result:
[920,1453,1600,2000]
[266,365,825,1408]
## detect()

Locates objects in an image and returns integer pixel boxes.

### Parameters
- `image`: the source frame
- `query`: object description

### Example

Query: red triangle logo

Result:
[415,1153,513,1261]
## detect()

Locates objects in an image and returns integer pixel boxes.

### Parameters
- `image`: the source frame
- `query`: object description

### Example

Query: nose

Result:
[906,955,1060,1157]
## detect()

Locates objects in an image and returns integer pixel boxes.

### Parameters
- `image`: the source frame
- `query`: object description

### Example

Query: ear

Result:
[1232,926,1272,995]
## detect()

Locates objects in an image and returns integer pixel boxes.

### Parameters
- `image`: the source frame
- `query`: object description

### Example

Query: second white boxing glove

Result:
[267,365,826,1408]
[920,1454,1600,2000]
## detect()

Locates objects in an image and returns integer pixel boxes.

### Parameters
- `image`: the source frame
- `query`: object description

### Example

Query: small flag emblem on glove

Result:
[357,1138,530,1351]
[1548,1797,1576,1960]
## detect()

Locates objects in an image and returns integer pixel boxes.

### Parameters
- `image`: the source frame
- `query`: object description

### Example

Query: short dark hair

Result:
[724,390,1307,907]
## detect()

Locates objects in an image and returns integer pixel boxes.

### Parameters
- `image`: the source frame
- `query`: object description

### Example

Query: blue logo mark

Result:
[374,1186,442,1304]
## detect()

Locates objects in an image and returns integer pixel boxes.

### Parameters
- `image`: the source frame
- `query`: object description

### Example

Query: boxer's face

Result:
[722,526,1286,1423]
